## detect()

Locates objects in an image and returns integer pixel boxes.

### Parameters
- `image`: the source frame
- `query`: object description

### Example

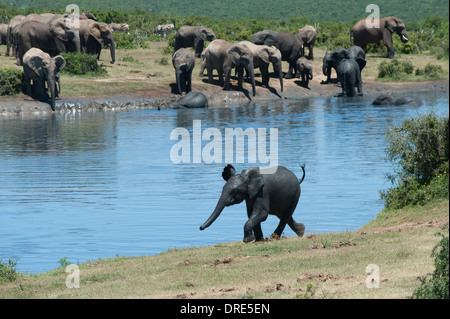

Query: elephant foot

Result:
[294,223,305,237]
[270,233,280,240]
[284,74,294,79]
[243,234,255,243]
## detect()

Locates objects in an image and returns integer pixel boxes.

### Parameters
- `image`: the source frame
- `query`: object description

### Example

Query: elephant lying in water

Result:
[372,94,422,106]
[200,164,306,242]
[167,92,208,109]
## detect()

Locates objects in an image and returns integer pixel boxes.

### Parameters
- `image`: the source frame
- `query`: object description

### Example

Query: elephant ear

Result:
[51,21,69,42]
[245,168,264,199]
[222,164,236,181]
[27,55,45,77]
[54,56,66,73]
[228,45,243,66]
[89,23,104,44]
[355,57,366,71]
[258,47,271,64]
[384,18,396,33]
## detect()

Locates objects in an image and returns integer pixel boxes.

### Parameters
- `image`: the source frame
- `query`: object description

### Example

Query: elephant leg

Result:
[243,209,268,243]
[287,217,305,237]
[273,199,298,237]
[246,201,264,241]
[284,61,296,79]
[25,76,32,97]
[260,64,270,87]
[382,29,394,58]
[199,59,206,76]
[207,65,214,84]
[223,68,231,90]
[187,71,192,93]
[237,66,244,90]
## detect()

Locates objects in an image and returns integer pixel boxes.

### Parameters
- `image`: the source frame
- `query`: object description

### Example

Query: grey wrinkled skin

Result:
[168,92,209,109]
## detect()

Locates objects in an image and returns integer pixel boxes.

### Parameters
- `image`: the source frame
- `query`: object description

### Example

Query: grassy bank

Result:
[0,199,447,299]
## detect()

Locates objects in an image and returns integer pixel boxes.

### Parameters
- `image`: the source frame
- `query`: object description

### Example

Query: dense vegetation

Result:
[2,0,449,22]
[411,227,449,299]
[1,2,449,59]
[0,68,24,96]
[381,113,449,210]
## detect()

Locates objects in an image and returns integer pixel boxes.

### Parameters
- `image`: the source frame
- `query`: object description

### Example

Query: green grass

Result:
[0,199,447,299]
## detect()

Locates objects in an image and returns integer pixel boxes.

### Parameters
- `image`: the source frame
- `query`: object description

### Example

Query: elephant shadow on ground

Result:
[169,83,190,95]
[294,80,311,90]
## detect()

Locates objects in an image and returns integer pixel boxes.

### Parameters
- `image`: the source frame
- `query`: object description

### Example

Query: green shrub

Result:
[0,68,25,96]
[0,258,19,283]
[114,32,137,49]
[381,113,449,209]
[411,227,449,299]
[378,59,414,79]
[61,52,107,76]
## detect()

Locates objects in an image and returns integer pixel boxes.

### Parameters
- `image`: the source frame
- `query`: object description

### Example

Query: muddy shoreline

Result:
[0,78,448,115]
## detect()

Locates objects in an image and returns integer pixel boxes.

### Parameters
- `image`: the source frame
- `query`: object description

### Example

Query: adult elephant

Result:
[239,41,283,92]
[16,21,69,65]
[79,19,115,64]
[297,25,316,60]
[250,30,303,79]
[351,16,409,58]
[172,48,195,95]
[23,48,66,111]
[202,39,256,97]
[174,25,216,58]
[50,17,81,53]
[4,14,25,56]
[200,164,306,242]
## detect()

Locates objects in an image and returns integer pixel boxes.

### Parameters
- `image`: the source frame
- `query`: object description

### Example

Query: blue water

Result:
[0,92,448,274]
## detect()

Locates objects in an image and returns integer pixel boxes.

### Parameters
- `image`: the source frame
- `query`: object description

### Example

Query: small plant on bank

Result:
[381,113,449,210]
[0,68,25,96]
[410,227,449,299]
[61,52,107,76]
[0,258,19,283]
[415,63,444,78]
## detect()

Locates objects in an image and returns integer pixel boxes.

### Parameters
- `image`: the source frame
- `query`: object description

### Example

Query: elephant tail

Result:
[298,164,306,185]
[349,29,354,45]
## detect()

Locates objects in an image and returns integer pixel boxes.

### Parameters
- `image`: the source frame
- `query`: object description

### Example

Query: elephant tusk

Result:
[402,35,409,41]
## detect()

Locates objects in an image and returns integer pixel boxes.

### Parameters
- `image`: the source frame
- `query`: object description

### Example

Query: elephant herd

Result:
[172,16,408,98]
[1,12,129,110]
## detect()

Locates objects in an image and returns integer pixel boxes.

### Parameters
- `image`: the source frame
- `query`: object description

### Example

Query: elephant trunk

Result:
[109,39,116,64]
[48,77,56,111]
[176,68,184,95]
[275,61,283,92]
[200,197,227,230]
[246,65,256,97]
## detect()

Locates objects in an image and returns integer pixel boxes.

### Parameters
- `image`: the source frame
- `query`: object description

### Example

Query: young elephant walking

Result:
[295,57,313,88]
[200,164,306,242]
[172,48,195,95]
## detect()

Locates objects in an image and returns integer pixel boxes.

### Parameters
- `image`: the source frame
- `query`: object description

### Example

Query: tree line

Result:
[1,2,449,58]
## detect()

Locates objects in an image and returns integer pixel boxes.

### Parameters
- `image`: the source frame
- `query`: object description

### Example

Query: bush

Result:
[0,258,18,283]
[411,227,449,299]
[381,113,449,209]
[0,68,25,96]
[61,52,107,76]
[378,59,414,79]
[114,32,137,49]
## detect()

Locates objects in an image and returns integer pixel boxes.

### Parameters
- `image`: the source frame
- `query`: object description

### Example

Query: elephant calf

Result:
[168,92,208,109]
[295,57,313,88]
[22,48,66,111]
[200,164,306,242]
[172,48,195,95]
